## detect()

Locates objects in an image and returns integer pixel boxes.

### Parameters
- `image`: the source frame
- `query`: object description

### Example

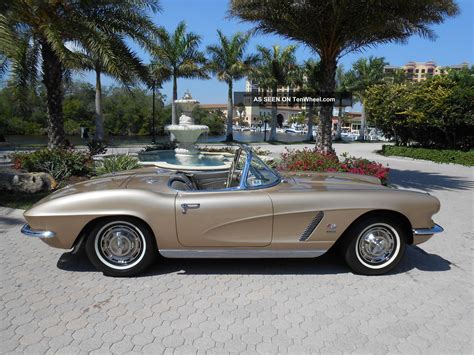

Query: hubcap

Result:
[357,225,396,265]
[99,224,143,266]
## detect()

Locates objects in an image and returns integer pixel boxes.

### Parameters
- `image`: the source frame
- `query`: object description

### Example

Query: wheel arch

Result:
[72,215,158,252]
[332,209,413,251]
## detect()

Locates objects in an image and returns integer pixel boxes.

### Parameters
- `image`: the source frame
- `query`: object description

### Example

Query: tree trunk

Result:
[41,39,67,148]
[225,80,234,141]
[316,58,336,153]
[171,74,178,125]
[269,85,277,142]
[358,100,366,140]
[94,66,104,141]
[306,104,314,141]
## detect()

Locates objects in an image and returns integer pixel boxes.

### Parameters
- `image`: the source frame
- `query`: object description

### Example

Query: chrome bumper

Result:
[413,224,444,235]
[21,224,56,238]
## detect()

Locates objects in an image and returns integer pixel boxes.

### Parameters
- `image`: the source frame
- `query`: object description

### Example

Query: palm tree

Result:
[298,59,321,141]
[207,30,257,141]
[345,57,388,140]
[253,45,298,142]
[334,65,347,140]
[230,0,459,152]
[1,1,160,148]
[150,22,208,125]
[77,51,152,142]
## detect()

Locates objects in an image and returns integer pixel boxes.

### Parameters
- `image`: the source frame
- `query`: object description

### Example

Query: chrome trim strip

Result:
[21,224,56,238]
[159,249,327,258]
[413,224,444,235]
[299,211,324,241]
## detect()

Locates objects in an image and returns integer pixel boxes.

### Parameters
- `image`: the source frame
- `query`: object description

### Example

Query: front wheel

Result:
[342,216,407,275]
[85,217,157,277]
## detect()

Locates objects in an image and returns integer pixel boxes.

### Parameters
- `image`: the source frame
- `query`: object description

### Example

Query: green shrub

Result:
[95,155,140,175]
[87,139,108,156]
[381,145,474,166]
[11,149,93,182]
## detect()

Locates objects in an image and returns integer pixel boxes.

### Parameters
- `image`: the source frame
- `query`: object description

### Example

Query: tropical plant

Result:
[334,64,348,140]
[86,139,108,156]
[366,67,474,150]
[344,57,388,140]
[207,30,257,141]
[150,21,208,125]
[95,155,141,175]
[192,107,226,135]
[11,148,92,182]
[76,40,158,141]
[384,68,410,84]
[0,0,161,148]
[297,59,321,141]
[252,45,298,141]
[230,0,459,152]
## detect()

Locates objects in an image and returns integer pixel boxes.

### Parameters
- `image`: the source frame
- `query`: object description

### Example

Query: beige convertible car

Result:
[22,145,443,277]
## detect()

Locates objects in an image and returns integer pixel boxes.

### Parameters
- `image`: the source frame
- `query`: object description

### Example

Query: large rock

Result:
[0,169,56,193]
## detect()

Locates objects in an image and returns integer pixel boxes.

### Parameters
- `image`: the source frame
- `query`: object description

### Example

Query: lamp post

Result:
[263,118,268,142]
[152,79,156,144]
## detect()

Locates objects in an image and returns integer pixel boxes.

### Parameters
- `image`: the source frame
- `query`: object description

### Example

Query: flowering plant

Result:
[278,148,390,185]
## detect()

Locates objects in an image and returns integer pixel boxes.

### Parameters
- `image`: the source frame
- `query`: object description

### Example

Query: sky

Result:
[81,0,474,106]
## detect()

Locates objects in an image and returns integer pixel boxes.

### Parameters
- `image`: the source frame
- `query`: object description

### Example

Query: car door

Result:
[175,189,273,247]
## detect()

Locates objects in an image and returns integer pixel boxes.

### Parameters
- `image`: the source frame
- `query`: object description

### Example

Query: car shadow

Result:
[389,169,474,192]
[57,245,451,277]
[0,215,25,226]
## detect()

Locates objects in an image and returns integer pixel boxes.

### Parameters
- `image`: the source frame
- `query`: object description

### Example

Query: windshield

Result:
[245,153,280,188]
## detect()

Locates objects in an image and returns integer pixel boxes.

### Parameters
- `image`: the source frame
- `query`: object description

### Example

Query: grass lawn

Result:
[380,145,474,166]
[0,191,50,210]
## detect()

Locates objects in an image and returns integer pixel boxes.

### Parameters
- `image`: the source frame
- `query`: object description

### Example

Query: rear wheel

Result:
[85,217,157,277]
[342,216,407,275]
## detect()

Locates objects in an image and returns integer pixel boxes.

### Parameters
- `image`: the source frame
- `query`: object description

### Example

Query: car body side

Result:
[23,168,440,254]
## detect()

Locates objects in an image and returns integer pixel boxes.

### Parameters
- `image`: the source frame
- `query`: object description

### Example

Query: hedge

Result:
[381,145,474,166]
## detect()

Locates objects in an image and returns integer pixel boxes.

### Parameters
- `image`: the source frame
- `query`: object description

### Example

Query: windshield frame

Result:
[237,145,282,190]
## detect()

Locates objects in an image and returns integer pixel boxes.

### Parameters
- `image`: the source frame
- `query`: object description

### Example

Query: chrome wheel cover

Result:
[95,222,146,269]
[357,224,397,266]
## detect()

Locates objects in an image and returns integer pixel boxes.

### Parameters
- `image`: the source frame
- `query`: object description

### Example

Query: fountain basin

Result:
[138,150,233,171]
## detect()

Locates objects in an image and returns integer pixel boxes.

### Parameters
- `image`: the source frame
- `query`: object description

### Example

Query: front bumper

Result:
[21,224,56,239]
[412,224,444,245]
[413,224,444,235]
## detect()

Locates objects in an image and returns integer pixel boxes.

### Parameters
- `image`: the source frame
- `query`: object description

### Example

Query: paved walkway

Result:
[1,143,473,354]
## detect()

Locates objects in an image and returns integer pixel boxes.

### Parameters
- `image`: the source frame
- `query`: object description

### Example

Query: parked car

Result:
[22,145,443,277]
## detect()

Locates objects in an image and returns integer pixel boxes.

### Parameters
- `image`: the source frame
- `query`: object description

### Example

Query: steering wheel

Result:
[226,148,241,188]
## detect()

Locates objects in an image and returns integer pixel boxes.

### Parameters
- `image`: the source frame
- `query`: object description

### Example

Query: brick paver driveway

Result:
[1,143,472,354]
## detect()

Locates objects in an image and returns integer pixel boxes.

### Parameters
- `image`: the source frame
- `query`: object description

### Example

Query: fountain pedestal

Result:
[165,92,209,160]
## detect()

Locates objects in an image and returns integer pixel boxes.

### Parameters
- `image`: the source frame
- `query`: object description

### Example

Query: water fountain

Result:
[165,92,209,159]
[138,92,233,171]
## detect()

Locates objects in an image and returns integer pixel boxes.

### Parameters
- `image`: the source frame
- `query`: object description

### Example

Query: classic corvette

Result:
[21,145,443,276]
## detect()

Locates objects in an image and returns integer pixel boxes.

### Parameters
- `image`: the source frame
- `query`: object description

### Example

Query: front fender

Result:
[23,189,176,249]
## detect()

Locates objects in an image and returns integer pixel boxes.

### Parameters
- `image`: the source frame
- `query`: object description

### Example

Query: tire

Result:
[85,217,157,277]
[342,215,407,275]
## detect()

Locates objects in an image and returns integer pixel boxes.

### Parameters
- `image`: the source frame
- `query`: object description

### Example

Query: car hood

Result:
[280,171,387,191]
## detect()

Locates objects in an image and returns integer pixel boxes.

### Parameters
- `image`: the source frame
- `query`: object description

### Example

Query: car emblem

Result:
[326,223,337,232]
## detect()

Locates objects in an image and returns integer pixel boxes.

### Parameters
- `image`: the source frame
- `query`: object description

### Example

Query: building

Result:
[199,103,303,127]
[201,79,358,130]
[384,61,469,82]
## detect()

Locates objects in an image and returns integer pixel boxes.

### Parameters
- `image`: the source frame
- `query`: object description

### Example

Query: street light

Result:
[263,118,269,142]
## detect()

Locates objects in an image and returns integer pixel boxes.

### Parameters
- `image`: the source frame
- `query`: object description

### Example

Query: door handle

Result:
[181,203,200,214]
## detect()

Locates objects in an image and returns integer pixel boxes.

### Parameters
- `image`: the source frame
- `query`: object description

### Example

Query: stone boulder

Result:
[0,169,56,193]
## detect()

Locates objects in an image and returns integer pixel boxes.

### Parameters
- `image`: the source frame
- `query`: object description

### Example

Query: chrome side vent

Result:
[299,211,324,241]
